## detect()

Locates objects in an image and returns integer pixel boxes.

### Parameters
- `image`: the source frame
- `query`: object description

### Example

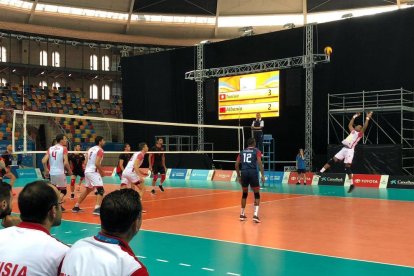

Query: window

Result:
[39,81,47,88]
[0,46,6,62]
[52,82,60,89]
[89,84,98,99]
[0,78,7,86]
[102,84,110,100]
[52,51,60,67]
[102,55,110,71]
[90,54,98,70]
[40,50,47,66]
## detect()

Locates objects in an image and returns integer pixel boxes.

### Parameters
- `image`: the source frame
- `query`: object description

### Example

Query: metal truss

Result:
[187,24,329,166]
[186,54,329,80]
[304,24,315,170]
[196,44,205,150]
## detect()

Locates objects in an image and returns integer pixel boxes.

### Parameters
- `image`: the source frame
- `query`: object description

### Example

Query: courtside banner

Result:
[212,170,235,182]
[169,169,191,180]
[353,174,382,188]
[317,173,346,186]
[16,168,38,178]
[287,172,314,185]
[190,170,214,181]
[387,175,414,189]
[264,171,284,184]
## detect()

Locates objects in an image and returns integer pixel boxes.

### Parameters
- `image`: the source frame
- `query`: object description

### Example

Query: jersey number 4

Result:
[243,153,252,163]
[51,151,57,160]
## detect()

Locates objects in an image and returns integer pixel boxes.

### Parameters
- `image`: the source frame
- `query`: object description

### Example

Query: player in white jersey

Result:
[121,142,148,196]
[318,112,373,193]
[61,189,149,276]
[42,134,73,210]
[0,180,68,276]
[72,136,105,215]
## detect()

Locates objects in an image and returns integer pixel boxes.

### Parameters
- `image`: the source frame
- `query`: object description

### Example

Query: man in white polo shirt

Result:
[61,189,148,276]
[0,180,69,276]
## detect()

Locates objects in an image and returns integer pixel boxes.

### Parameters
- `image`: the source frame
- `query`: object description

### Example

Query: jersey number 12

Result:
[243,153,252,163]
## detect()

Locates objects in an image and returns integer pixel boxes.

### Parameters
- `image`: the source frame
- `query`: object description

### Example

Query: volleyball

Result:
[324,46,333,56]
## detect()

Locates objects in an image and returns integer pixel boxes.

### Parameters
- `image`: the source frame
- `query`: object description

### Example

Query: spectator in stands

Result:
[0,180,68,276]
[61,189,148,276]
[0,181,20,228]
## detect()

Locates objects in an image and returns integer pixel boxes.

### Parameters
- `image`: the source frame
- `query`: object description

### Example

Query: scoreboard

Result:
[218,71,279,120]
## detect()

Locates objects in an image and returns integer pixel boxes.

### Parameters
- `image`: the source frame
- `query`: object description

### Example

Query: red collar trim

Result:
[17,222,50,235]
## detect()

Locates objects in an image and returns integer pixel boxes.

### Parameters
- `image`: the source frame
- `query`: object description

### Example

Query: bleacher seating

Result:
[0,84,122,141]
[0,111,19,141]
[58,118,97,143]
[0,85,105,114]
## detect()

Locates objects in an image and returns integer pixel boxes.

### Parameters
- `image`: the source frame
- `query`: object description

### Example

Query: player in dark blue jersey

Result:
[235,138,265,223]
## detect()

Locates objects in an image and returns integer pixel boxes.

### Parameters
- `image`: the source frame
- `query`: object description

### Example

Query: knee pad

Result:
[96,186,105,196]
[153,174,159,181]
[345,167,352,175]
[60,189,67,196]
[327,158,336,166]
[254,191,260,200]
[161,174,166,182]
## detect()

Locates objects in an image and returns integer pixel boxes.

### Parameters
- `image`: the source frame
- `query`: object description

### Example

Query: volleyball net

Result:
[11,110,245,168]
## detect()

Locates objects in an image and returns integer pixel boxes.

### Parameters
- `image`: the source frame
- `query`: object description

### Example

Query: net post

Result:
[12,110,16,153]
[23,111,27,152]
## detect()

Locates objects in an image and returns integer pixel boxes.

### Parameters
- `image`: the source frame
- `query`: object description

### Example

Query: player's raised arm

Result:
[361,111,373,133]
[348,113,360,132]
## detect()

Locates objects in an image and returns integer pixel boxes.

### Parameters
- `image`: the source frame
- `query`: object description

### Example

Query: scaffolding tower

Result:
[328,88,414,175]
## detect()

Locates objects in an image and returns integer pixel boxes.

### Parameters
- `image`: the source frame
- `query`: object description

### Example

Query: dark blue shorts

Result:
[241,170,259,188]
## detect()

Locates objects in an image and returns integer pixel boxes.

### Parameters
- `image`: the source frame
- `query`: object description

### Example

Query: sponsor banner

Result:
[212,170,236,182]
[264,171,285,185]
[169,169,191,180]
[287,172,315,185]
[190,170,214,181]
[387,175,414,189]
[101,166,116,177]
[353,174,382,188]
[317,173,346,186]
[16,168,39,179]
[284,166,297,172]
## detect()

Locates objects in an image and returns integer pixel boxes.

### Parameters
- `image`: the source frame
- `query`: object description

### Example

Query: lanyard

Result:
[95,233,120,245]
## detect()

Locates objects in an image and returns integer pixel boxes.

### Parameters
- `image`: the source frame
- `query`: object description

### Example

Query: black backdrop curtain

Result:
[121,8,414,170]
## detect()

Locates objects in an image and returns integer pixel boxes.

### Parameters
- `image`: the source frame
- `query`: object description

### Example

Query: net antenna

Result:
[13,110,245,155]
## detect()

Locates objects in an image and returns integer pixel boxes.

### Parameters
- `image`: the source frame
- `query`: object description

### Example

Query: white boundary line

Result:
[142,195,311,222]
[57,194,414,269]
[141,229,414,269]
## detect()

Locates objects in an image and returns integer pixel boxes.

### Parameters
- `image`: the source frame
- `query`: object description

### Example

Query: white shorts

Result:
[85,172,103,188]
[121,171,142,186]
[334,147,355,164]
[50,174,67,189]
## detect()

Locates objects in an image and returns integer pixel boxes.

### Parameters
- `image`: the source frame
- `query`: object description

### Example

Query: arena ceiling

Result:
[0,0,412,46]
